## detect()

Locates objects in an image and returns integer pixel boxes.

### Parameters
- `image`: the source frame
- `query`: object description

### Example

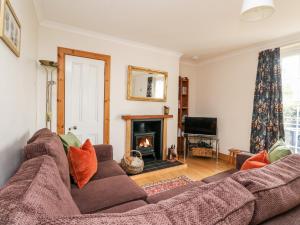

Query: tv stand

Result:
[183,134,219,162]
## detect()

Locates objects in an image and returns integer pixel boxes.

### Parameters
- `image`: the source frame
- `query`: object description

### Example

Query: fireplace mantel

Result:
[122,114,174,159]
[122,115,173,120]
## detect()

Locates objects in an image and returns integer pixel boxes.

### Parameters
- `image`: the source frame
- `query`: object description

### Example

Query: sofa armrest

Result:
[236,152,254,170]
[93,145,113,162]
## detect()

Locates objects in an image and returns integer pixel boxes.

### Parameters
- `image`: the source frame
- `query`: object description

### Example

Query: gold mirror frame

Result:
[127,65,168,102]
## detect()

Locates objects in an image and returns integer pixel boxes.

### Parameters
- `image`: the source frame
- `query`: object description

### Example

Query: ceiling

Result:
[34,0,300,61]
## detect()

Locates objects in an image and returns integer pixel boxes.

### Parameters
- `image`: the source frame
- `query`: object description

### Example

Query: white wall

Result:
[0,0,38,186]
[180,33,300,155]
[180,52,258,154]
[37,25,180,161]
[197,53,258,154]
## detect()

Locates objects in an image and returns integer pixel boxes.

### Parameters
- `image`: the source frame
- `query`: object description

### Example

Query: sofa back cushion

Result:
[27,177,255,225]
[232,154,300,225]
[27,128,53,144]
[24,130,71,190]
[0,156,80,225]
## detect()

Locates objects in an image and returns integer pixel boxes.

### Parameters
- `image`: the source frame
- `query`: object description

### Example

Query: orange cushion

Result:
[241,150,270,171]
[68,139,98,188]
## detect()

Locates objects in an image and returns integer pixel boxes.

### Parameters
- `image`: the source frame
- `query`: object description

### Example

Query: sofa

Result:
[148,152,300,225]
[24,128,148,214]
[0,129,300,225]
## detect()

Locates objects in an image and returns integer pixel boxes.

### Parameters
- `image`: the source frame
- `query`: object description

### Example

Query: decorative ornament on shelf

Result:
[241,0,275,22]
[164,106,170,115]
[167,145,177,162]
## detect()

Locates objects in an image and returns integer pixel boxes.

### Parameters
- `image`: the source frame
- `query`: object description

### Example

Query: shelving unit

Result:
[177,76,189,155]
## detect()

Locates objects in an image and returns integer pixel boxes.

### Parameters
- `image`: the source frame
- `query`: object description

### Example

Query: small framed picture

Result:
[0,0,21,57]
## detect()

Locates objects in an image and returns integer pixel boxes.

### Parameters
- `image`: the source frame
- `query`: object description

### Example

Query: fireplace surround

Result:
[122,115,173,161]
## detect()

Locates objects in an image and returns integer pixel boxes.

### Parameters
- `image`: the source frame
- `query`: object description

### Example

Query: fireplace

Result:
[122,115,174,163]
[134,132,156,159]
[132,120,162,162]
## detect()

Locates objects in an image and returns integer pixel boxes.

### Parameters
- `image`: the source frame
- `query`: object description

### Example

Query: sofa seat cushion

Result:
[147,181,205,204]
[91,160,126,181]
[232,154,300,225]
[202,169,238,183]
[39,177,256,225]
[0,156,80,225]
[99,200,148,213]
[71,175,147,213]
[24,130,71,190]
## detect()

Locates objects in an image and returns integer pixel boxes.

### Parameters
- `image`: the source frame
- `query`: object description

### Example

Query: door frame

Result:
[57,47,111,144]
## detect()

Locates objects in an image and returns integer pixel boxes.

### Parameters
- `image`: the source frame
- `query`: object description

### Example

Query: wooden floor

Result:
[132,156,234,186]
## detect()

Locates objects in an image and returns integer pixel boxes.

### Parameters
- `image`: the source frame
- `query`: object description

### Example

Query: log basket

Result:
[121,150,144,175]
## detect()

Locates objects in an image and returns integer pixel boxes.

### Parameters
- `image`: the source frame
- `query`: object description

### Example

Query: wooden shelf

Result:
[177,76,189,154]
[122,115,173,120]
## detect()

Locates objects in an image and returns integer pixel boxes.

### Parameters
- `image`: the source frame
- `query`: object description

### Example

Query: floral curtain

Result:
[250,48,285,154]
[146,77,153,97]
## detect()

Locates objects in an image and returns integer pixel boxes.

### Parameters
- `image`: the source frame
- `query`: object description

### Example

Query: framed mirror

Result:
[127,65,168,102]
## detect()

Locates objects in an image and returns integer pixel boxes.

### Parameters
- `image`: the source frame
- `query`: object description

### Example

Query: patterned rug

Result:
[142,176,193,196]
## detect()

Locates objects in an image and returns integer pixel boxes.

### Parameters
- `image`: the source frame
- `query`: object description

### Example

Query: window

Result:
[281,50,300,153]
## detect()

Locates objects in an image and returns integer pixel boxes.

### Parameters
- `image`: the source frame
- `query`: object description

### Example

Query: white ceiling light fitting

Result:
[241,0,275,22]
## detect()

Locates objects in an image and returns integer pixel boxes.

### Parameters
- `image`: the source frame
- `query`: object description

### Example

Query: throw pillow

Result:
[241,150,269,170]
[268,138,285,153]
[68,139,97,189]
[59,132,81,153]
[268,140,292,163]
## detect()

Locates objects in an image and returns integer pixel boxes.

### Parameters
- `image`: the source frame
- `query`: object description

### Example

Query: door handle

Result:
[68,126,77,131]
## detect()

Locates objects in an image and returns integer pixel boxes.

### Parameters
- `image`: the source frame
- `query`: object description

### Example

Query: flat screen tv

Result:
[184,117,217,135]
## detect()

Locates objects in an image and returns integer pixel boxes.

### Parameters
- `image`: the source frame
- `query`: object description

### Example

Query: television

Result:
[184,117,217,136]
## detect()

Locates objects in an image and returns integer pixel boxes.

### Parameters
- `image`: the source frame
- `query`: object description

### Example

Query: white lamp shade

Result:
[241,0,275,22]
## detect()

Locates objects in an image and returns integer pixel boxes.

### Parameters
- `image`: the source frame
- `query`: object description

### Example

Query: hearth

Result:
[132,119,162,162]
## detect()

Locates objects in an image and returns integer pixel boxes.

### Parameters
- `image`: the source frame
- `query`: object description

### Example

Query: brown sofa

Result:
[23,128,148,214]
[1,129,300,225]
[147,152,300,225]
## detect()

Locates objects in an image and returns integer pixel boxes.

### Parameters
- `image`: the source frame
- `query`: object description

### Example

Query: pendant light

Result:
[241,0,275,22]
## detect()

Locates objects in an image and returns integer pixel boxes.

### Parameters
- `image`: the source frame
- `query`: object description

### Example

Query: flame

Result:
[139,138,152,148]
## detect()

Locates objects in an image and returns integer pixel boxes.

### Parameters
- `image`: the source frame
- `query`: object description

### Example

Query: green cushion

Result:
[268,141,292,163]
[269,139,285,153]
[59,132,81,153]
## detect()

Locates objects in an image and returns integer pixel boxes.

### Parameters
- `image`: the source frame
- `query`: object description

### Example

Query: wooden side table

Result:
[228,148,241,165]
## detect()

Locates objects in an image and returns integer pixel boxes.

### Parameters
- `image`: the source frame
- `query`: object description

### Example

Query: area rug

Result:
[142,176,193,196]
